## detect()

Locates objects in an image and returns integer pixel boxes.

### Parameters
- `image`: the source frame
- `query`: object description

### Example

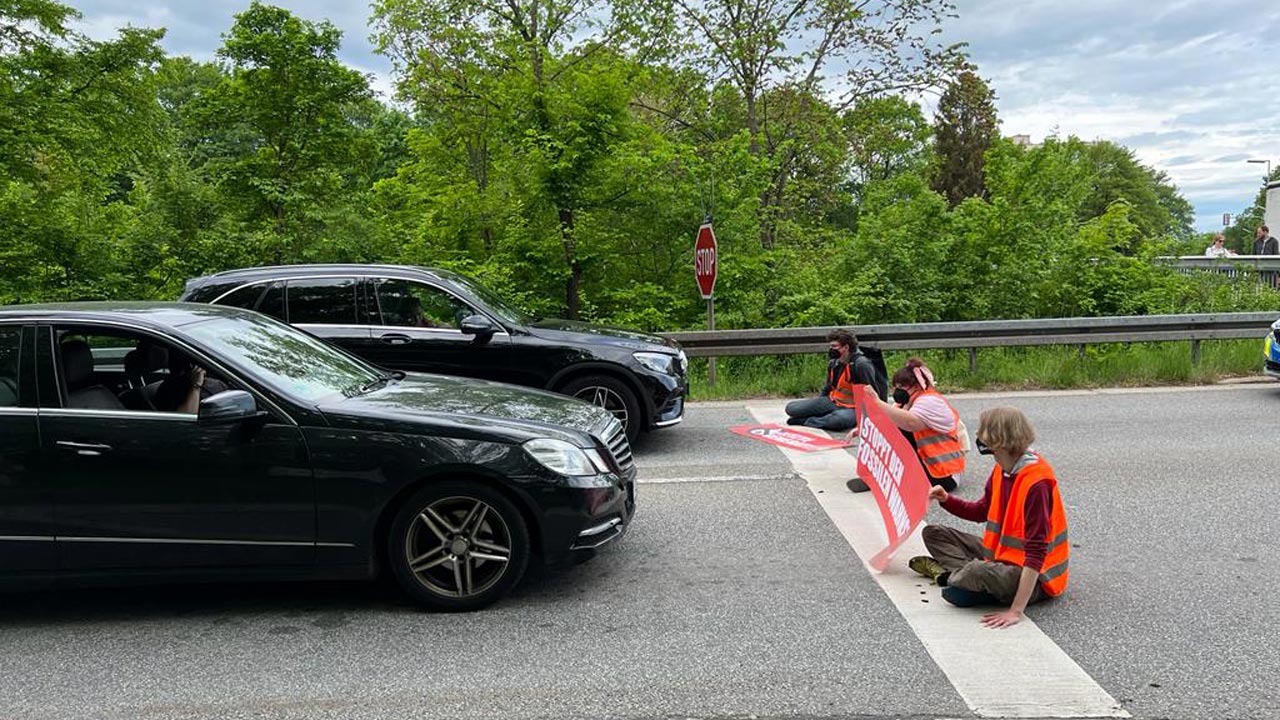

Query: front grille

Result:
[605,422,635,475]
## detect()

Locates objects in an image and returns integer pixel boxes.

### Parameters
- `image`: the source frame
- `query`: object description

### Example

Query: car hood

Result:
[526,317,679,353]
[317,373,615,445]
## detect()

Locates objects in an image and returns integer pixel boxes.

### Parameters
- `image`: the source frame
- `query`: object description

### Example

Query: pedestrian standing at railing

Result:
[1205,234,1234,257]
[1252,225,1278,255]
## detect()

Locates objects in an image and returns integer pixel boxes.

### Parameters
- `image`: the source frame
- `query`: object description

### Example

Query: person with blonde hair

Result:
[848,356,964,493]
[908,406,1070,628]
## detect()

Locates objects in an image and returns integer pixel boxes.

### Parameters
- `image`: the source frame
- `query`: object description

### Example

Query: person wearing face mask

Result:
[783,329,884,431]
[907,406,1070,628]
[847,356,964,493]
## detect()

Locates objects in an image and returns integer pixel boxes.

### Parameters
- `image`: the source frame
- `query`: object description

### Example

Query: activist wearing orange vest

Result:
[908,406,1070,629]
[847,357,965,494]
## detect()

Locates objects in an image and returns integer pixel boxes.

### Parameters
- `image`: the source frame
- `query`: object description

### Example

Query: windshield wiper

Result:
[357,373,398,395]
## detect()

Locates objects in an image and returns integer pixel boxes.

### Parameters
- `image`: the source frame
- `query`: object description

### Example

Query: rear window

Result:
[215,284,267,310]
[0,326,20,407]
[286,278,358,325]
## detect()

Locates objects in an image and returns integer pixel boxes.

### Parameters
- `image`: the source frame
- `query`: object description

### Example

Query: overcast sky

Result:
[72,0,1280,232]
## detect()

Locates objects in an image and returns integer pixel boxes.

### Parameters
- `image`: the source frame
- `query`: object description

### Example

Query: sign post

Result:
[694,220,718,386]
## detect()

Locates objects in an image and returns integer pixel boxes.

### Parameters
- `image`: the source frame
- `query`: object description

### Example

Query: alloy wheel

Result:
[404,496,513,599]
[574,385,629,427]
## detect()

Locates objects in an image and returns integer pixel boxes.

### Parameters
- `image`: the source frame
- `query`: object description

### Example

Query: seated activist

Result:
[847,356,964,494]
[153,352,229,414]
[784,329,880,431]
[908,406,1069,628]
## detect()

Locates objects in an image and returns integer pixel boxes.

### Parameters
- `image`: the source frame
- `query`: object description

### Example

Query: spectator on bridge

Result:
[847,357,965,493]
[1205,235,1234,258]
[784,329,884,431]
[1253,225,1278,255]
[907,407,1070,628]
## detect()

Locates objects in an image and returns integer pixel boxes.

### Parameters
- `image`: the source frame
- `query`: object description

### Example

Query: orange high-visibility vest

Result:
[980,454,1070,597]
[827,363,858,409]
[909,389,965,478]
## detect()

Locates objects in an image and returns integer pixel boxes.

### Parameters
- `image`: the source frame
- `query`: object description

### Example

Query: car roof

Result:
[185,264,457,289]
[0,301,259,329]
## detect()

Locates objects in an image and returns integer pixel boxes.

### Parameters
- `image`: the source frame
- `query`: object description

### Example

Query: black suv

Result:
[180,265,687,440]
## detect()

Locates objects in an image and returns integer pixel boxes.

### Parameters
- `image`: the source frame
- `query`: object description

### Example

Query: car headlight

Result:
[524,439,611,476]
[633,351,675,375]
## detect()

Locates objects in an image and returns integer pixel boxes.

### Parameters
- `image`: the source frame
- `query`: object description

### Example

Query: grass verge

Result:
[687,339,1269,401]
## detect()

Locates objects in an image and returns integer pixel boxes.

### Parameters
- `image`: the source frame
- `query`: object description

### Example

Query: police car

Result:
[1265,318,1280,379]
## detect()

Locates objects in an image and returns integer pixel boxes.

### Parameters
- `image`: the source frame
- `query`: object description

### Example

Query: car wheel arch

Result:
[548,363,651,429]
[371,468,545,575]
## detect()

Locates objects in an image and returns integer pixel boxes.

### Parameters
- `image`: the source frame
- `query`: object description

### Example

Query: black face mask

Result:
[892,388,910,405]
[975,438,994,455]
[828,348,842,360]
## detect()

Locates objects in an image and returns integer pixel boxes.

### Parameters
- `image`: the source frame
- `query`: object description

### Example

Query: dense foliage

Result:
[2,0,1276,327]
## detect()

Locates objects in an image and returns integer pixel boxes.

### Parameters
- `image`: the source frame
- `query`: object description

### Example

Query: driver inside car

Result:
[153,352,228,414]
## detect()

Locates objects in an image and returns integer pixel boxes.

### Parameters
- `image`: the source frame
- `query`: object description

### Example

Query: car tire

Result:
[560,373,642,442]
[387,481,530,612]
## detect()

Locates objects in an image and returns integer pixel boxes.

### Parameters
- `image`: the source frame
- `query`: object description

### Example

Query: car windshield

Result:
[183,314,383,403]
[445,272,537,325]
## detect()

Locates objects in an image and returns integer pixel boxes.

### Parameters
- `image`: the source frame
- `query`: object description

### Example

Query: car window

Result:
[215,284,267,311]
[0,327,20,407]
[287,278,357,325]
[374,279,474,329]
[50,327,231,414]
[257,282,286,320]
[184,314,380,403]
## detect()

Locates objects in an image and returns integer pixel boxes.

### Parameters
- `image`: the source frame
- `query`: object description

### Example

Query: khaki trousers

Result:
[921,525,1044,605]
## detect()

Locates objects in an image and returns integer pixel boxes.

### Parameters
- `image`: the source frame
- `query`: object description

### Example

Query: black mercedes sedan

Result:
[179,264,688,441]
[0,303,635,611]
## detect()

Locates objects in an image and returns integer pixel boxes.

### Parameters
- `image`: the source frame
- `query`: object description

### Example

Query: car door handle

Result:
[56,441,113,457]
[380,333,411,345]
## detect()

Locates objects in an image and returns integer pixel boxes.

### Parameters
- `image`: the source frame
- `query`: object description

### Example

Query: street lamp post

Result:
[1248,158,1272,182]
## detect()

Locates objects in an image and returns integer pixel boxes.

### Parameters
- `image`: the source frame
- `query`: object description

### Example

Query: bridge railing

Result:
[1159,255,1280,288]
[664,312,1277,372]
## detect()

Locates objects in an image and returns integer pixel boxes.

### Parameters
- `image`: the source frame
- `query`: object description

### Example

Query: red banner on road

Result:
[853,385,934,571]
[730,424,854,452]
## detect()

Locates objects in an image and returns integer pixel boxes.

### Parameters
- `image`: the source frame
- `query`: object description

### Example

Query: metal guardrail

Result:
[665,312,1277,369]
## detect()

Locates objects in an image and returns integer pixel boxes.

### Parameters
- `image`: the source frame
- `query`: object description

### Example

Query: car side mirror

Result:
[460,314,497,341]
[198,389,260,424]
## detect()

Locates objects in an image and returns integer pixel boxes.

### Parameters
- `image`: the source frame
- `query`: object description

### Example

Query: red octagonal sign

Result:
[693,222,717,299]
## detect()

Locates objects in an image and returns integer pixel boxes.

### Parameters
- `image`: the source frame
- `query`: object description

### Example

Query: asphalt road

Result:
[1,385,1275,719]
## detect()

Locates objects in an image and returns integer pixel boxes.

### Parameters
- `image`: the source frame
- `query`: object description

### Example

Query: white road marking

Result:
[636,474,794,484]
[747,403,1129,719]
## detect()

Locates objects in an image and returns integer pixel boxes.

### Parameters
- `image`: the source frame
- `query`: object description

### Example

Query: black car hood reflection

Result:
[526,318,676,352]
[318,373,612,443]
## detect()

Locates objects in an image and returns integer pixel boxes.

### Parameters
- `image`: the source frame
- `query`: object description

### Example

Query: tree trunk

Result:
[559,207,581,319]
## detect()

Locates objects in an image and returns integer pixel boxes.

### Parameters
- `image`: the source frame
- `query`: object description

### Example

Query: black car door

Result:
[35,324,316,571]
[358,277,514,379]
[0,324,55,572]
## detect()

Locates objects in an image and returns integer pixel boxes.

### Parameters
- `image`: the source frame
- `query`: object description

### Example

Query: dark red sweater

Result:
[942,460,1052,571]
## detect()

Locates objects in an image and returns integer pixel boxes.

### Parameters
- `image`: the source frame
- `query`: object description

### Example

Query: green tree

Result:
[932,70,998,208]
[373,0,644,318]
[199,2,375,263]
[0,0,166,303]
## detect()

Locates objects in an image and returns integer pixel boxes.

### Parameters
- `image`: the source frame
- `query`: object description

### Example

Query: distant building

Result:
[1267,180,1279,235]
[1009,134,1036,147]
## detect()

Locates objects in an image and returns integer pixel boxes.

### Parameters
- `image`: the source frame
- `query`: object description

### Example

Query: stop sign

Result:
[693,222,717,299]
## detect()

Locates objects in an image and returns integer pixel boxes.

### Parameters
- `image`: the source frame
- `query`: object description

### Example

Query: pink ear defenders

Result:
[912,364,934,389]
